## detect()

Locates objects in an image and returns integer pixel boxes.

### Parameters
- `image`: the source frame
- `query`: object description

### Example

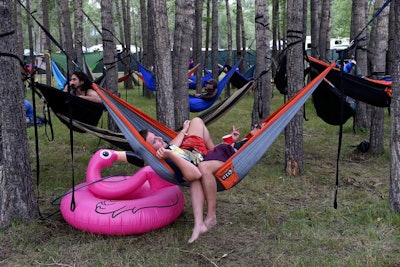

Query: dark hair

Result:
[139,129,149,141]
[206,79,218,89]
[71,71,92,91]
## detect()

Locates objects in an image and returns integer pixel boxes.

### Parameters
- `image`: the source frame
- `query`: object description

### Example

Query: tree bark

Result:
[318,0,331,61]
[0,1,39,227]
[389,0,400,212]
[285,0,304,176]
[101,0,119,132]
[41,0,52,85]
[252,0,271,125]
[56,0,75,76]
[211,0,219,81]
[193,0,204,92]
[310,0,321,58]
[121,0,133,89]
[351,0,370,129]
[74,0,84,71]
[151,0,175,128]
[173,0,194,125]
[368,0,389,155]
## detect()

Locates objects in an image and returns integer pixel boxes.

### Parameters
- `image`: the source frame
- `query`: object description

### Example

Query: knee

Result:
[191,117,204,125]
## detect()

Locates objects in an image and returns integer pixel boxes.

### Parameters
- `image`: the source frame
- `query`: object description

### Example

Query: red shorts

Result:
[180,135,209,155]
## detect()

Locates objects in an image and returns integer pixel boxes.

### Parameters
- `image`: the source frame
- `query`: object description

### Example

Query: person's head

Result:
[139,129,167,150]
[69,71,92,90]
[206,79,218,90]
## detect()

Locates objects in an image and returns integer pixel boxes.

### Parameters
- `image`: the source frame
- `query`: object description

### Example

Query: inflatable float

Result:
[60,149,185,235]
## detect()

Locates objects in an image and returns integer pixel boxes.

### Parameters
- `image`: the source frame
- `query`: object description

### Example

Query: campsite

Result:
[1,0,400,266]
[1,83,398,266]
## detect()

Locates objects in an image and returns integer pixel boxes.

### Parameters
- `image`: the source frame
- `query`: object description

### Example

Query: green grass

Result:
[1,84,399,266]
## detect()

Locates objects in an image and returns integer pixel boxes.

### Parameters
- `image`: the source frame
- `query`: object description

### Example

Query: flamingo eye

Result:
[100,150,112,160]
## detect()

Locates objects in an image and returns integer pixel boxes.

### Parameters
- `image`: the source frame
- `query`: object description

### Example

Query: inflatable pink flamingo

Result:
[60,149,185,235]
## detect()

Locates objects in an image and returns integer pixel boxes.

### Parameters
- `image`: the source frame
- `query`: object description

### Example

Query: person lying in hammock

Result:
[193,78,218,100]
[64,71,102,104]
[137,117,264,243]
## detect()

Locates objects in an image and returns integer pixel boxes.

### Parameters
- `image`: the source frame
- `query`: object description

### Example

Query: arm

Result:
[199,89,217,99]
[156,147,201,181]
[79,89,102,103]
[170,120,191,146]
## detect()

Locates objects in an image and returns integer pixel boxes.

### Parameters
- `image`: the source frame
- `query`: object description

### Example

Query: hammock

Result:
[307,56,392,125]
[51,60,67,89]
[307,56,392,107]
[222,64,252,89]
[34,83,105,133]
[189,60,241,112]
[66,81,254,151]
[92,62,334,191]
[137,62,201,91]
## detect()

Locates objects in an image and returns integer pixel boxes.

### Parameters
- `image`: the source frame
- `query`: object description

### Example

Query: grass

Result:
[1,84,399,267]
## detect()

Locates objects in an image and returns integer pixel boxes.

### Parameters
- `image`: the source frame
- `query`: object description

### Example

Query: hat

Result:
[206,79,218,88]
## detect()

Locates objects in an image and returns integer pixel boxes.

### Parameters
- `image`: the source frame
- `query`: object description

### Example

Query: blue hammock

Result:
[189,60,241,112]
[51,60,67,89]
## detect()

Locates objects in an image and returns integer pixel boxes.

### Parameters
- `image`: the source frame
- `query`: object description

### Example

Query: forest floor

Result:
[1,84,399,266]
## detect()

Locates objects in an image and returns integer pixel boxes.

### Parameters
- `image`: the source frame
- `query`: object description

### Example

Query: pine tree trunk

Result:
[74,0,84,71]
[368,0,389,155]
[211,0,219,80]
[310,0,320,58]
[193,0,204,92]
[101,0,119,132]
[252,0,271,124]
[56,0,75,76]
[173,0,194,125]
[285,0,304,176]
[0,1,39,227]
[389,0,400,212]
[318,0,331,61]
[151,0,175,128]
[121,0,133,89]
[351,0,370,129]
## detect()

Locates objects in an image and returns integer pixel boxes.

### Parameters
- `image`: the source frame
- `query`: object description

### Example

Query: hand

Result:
[231,126,240,142]
[182,120,191,133]
[156,147,171,159]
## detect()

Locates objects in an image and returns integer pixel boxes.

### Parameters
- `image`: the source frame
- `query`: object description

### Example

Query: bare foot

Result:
[188,223,208,243]
[204,217,217,230]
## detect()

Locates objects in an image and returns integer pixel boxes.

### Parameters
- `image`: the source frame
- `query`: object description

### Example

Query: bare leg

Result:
[188,180,208,243]
[198,160,223,230]
[186,117,215,150]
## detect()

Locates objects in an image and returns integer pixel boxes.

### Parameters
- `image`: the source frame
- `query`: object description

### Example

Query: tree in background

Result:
[252,0,271,125]
[56,0,75,76]
[172,0,195,125]
[368,0,390,155]
[193,0,204,92]
[121,0,134,89]
[151,0,175,128]
[74,0,84,71]
[350,0,370,129]
[389,0,400,213]
[211,0,219,81]
[0,0,39,228]
[101,0,119,132]
[318,0,331,61]
[310,0,320,58]
[285,0,304,176]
